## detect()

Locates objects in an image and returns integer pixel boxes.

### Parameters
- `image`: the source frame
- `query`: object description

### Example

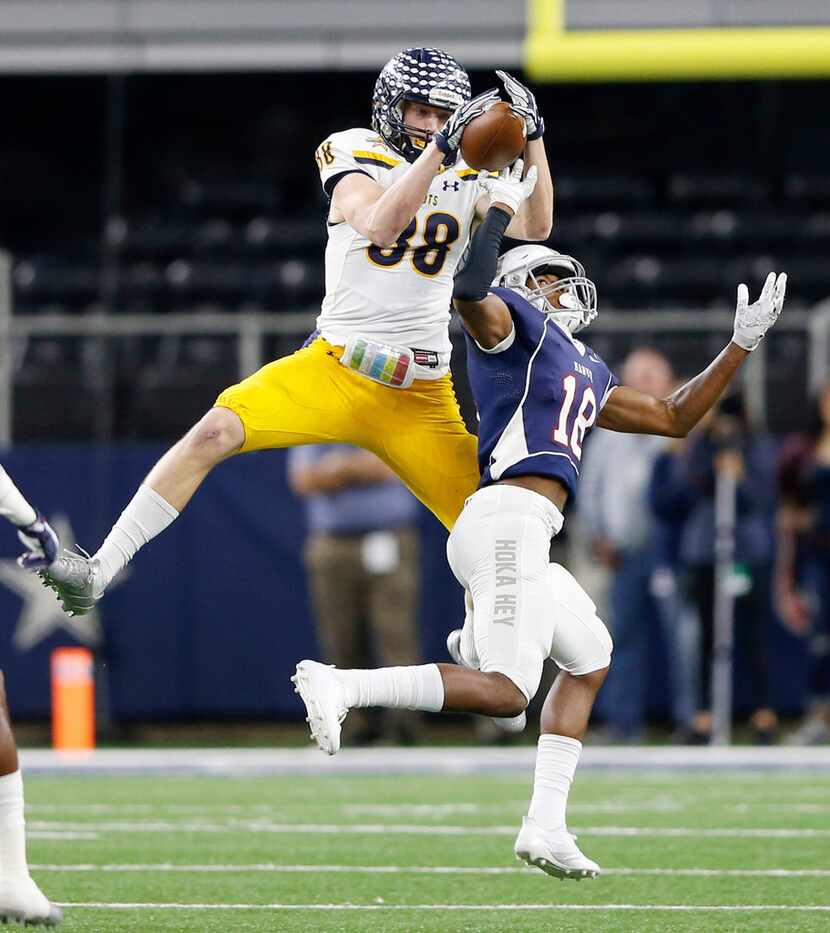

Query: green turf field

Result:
[24,768,830,932]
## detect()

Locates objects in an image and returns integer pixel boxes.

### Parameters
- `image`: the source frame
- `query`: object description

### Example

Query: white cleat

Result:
[0,875,63,926]
[446,629,526,734]
[514,816,600,880]
[291,660,349,755]
[38,549,104,617]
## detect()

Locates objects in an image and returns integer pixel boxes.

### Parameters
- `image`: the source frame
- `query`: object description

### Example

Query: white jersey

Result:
[315,127,484,371]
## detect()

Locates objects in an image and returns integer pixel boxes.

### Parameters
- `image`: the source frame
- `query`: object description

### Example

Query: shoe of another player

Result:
[514,816,600,880]
[291,660,349,755]
[38,549,104,617]
[446,629,527,734]
[786,715,830,746]
[0,875,63,926]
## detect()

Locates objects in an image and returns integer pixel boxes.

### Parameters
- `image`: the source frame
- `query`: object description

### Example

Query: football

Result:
[460,101,526,172]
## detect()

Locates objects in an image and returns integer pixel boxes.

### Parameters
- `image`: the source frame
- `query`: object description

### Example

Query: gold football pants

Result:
[215,337,479,530]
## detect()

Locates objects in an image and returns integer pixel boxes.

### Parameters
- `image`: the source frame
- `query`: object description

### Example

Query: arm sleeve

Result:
[452,206,512,302]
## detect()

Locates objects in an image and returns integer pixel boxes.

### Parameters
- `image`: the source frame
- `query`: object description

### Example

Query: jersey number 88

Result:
[367,212,460,277]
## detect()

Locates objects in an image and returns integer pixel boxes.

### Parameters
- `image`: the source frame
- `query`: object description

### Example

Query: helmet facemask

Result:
[525,263,597,335]
[498,253,597,335]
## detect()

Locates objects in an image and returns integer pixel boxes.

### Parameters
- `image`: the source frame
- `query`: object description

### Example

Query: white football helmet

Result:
[493,245,597,334]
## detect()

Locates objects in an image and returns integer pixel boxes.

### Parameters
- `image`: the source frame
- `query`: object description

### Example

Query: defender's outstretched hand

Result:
[17,514,59,570]
[433,88,500,160]
[496,70,544,140]
[732,272,787,351]
[479,159,538,215]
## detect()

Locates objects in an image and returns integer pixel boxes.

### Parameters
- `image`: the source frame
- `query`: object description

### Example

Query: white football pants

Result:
[446,484,613,701]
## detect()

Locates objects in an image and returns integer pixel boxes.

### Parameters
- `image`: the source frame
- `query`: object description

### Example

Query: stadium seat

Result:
[784,173,830,205]
[178,177,282,218]
[125,336,239,439]
[14,339,101,439]
[554,175,656,208]
[112,219,195,260]
[12,258,101,313]
[687,210,808,249]
[668,174,770,206]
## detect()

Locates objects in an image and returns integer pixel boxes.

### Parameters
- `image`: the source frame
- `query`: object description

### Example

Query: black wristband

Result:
[526,116,545,141]
[453,207,512,302]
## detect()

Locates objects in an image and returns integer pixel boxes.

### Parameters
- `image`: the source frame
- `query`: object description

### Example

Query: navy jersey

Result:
[465,286,619,498]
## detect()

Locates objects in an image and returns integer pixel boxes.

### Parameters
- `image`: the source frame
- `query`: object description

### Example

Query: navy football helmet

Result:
[372,48,471,162]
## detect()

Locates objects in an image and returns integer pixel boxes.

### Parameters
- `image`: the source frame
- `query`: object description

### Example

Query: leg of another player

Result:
[337,662,527,720]
[0,673,62,926]
[292,658,528,755]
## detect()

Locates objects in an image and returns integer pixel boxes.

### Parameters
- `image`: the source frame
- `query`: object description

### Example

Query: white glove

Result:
[478,159,538,215]
[732,272,787,351]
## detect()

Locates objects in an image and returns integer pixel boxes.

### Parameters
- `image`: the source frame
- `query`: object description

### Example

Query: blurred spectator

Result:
[675,394,779,742]
[288,445,422,745]
[648,431,702,742]
[776,382,830,744]
[579,348,679,741]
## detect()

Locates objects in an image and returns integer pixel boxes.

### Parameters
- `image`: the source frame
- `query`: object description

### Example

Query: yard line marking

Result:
[26,820,830,838]
[27,803,287,814]
[25,799,830,817]
[58,902,830,912]
[343,801,684,816]
[28,832,98,841]
[29,864,830,878]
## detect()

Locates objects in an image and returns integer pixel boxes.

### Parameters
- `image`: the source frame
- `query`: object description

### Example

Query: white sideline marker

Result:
[29,863,830,878]
[26,819,830,838]
[59,902,830,912]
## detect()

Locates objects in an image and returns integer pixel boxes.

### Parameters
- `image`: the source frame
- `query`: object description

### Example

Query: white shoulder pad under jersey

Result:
[314,127,485,362]
[315,127,404,195]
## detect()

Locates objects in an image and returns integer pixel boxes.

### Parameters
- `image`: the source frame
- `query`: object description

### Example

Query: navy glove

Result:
[17,514,59,570]
[496,70,544,141]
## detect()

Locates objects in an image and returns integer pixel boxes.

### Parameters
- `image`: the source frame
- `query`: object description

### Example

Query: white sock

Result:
[0,771,29,881]
[337,664,444,712]
[0,468,37,528]
[527,734,582,832]
[93,485,179,587]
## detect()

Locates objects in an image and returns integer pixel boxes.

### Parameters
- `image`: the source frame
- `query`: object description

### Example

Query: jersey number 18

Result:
[552,375,597,460]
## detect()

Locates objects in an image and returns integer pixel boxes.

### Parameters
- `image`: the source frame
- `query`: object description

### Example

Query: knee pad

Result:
[547,563,613,676]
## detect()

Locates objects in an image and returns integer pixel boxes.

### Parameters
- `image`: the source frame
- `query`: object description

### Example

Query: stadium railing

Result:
[0,250,827,444]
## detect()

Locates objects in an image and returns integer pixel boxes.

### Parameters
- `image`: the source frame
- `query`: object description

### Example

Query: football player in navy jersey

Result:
[0,467,62,925]
[293,162,787,880]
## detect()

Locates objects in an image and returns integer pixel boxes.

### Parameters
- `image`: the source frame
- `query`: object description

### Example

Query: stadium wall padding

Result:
[0,446,808,722]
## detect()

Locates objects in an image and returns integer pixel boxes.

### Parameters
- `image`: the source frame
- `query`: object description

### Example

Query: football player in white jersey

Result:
[292,165,788,880]
[0,467,62,926]
[35,48,554,618]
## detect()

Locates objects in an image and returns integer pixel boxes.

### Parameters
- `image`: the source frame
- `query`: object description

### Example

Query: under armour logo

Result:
[442,180,460,192]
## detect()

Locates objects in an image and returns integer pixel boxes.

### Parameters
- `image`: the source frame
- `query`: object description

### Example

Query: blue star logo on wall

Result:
[0,515,120,651]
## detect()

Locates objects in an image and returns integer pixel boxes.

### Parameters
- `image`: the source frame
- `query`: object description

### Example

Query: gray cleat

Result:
[38,548,104,617]
[0,903,64,926]
[0,876,64,926]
